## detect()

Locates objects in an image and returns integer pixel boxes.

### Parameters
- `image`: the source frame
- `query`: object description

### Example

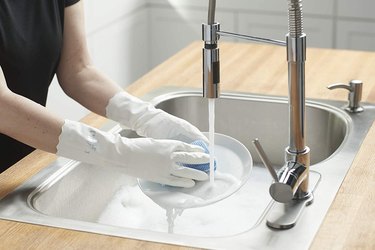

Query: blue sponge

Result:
[183,140,217,173]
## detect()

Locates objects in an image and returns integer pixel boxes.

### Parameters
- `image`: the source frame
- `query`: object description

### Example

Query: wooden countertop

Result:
[1,42,374,249]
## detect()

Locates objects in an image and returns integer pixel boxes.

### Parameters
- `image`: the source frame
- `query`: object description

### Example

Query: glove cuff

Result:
[105,92,161,135]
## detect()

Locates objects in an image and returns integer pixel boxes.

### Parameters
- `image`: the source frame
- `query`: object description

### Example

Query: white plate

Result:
[138,133,253,209]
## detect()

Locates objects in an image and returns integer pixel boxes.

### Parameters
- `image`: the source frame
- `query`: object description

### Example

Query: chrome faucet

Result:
[202,0,220,98]
[203,0,313,228]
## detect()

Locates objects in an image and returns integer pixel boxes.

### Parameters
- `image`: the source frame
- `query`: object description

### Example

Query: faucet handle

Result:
[252,139,294,203]
[327,80,364,113]
[252,138,307,203]
[252,139,278,182]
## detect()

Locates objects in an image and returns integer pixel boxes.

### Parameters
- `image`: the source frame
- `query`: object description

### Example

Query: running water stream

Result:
[166,99,216,231]
[103,99,224,233]
[208,98,215,184]
[96,95,254,236]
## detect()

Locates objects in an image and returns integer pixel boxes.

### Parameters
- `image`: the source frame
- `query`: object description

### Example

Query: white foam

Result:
[139,171,240,209]
[97,180,260,236]
[97,133,254,236]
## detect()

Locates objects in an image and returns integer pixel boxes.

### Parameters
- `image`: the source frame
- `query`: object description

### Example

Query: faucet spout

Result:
[285,0,310,198]
[203,0,220,98]
[204,0,314,229]
[287,0,307,153]
[203,0,312,204]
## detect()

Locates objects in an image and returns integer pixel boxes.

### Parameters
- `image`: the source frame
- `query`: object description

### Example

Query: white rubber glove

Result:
[56,120,209,188]
[106,92,208,143]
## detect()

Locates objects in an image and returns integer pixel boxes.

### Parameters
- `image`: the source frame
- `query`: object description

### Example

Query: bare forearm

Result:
[57,65,123,117]
[56,2,123,117]
[0,90,64,153]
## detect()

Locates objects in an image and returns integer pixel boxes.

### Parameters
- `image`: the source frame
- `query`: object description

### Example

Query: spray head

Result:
[202,22,220,99]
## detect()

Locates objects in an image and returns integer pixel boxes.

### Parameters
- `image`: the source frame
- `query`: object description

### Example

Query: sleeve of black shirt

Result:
[65,0,80,7]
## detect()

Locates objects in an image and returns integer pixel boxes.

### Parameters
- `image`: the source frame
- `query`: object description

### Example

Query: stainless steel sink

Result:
[149,91,347,166]
[1,88,374,250]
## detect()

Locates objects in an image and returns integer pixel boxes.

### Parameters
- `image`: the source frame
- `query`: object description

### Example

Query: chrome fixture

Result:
[253,139,310,203]
[328,80,364,113]
[202,0,220,98]
[203,0,312,229]
[202,0,286,98]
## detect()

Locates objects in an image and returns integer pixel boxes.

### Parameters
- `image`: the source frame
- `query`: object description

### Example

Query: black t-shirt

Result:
[0,0,80,172]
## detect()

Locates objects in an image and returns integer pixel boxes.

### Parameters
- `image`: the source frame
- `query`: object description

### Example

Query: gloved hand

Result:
[56,120,209,188]
[105,92,208,143]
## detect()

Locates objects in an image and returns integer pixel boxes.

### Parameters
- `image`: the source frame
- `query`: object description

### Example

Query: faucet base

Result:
[266,170,321,230]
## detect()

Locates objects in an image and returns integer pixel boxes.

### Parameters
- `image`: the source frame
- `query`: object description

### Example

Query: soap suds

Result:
[97,136,261,237]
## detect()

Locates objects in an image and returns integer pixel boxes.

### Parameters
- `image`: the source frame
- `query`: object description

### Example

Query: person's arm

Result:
[56,2,208,144]
[0,67,208,187]
[0,2,209,186]
[0,67,64,153]
[56,1,123,117]
[0,2,120,154]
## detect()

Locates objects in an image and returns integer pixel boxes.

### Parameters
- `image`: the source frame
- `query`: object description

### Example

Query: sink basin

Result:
[149,91,347,166]
[1,88,374,249]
